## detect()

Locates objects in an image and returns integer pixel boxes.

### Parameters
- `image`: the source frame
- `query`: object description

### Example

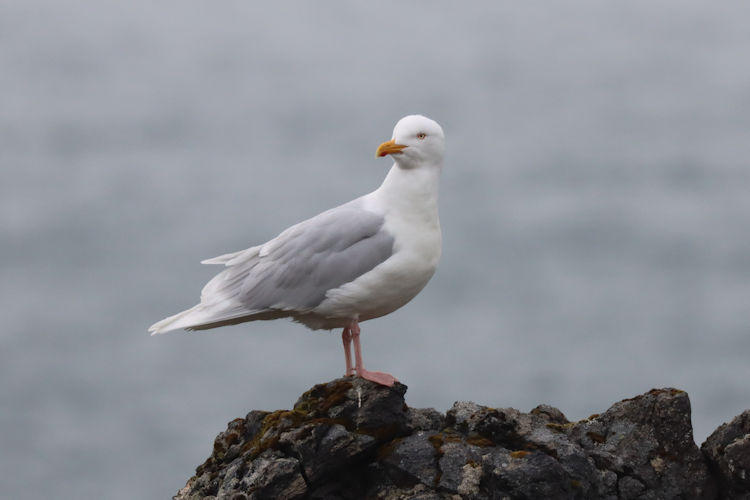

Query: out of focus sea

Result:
[2,2,749,498]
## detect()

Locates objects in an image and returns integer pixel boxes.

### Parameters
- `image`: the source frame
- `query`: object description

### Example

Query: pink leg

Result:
[342,327,355,376]
[349,319,398,387]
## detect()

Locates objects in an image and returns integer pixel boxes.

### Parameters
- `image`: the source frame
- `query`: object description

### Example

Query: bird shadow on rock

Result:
[175,378,749,500]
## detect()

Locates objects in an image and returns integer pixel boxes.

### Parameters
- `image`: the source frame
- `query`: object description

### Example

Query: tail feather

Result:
[150,245,267,334]
[148,303,247,335]
[148,303,291,335]
[201,246,260,266]
[148,305,202,335]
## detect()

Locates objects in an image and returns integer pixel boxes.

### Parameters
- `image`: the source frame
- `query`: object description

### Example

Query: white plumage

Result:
[149,114,445,386]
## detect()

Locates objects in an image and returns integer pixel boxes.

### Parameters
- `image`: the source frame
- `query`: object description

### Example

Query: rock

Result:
[175,381,747,499]
[407,407,445,432]
[567,388,717,499]
[175,377,410,500]
[702,410,750,498]
[278,422,376,483]
[380,432,439,487]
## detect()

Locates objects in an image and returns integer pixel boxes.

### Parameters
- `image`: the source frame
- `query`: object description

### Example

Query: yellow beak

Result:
[375,139,408,158]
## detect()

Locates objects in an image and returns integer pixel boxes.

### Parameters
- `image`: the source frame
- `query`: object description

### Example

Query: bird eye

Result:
[417,132,426,140]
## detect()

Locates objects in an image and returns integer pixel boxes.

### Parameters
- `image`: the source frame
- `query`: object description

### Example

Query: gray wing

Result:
[201,205,394,316]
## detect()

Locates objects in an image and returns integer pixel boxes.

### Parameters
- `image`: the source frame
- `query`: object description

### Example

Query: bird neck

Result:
[375,163,441,218]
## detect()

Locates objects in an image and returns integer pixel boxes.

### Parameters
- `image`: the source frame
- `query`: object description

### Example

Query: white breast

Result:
[307,159,442,328]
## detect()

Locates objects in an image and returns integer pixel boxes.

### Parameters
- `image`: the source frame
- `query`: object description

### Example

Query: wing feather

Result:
[149,204,394,333]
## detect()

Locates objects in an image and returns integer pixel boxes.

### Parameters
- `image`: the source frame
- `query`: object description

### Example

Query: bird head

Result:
[376,115,445,169]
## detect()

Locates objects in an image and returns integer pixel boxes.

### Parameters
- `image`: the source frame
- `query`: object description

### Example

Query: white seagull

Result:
[149,114,445,386]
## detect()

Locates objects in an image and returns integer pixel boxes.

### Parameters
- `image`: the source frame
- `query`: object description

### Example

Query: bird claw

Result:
[356,368,398,387]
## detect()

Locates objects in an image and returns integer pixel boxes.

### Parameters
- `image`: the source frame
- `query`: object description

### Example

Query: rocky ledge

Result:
[175,379,750,499]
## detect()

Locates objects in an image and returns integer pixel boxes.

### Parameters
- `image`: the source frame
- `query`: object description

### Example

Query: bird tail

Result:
[148,305,207,335]
[148,302,258,334]
[200,246,260,266]
[148,303,290,335]
[150,245,278,335]
[201,251,242,265]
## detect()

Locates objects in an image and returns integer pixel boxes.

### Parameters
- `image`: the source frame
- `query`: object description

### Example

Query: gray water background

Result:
[2,2,750,498]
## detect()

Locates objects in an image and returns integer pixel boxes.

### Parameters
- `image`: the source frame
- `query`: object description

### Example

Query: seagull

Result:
[149,114,445,386]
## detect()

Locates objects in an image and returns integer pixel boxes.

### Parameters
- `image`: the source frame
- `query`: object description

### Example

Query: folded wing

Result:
[148,205,394,334]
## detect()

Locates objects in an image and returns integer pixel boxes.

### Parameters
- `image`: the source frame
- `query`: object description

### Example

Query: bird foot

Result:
[356,368,398,387]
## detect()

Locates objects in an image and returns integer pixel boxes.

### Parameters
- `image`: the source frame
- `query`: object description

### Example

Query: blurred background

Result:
[2,1,750,498]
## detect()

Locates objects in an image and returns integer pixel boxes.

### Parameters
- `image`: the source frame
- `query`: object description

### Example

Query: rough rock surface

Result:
[175,379,748,499]
[702,410,750,499]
